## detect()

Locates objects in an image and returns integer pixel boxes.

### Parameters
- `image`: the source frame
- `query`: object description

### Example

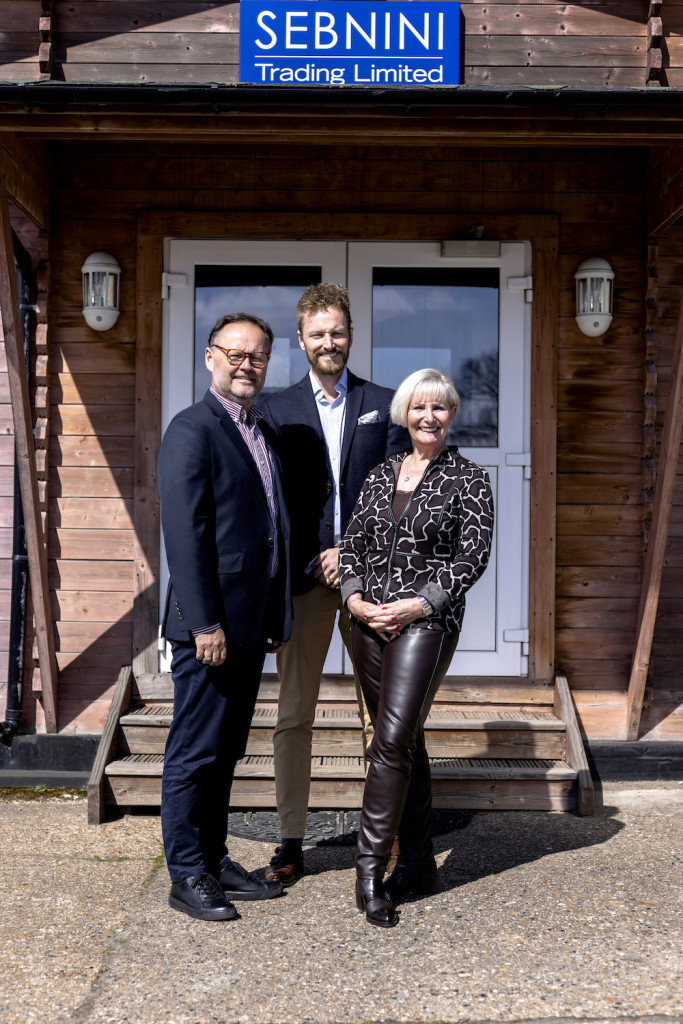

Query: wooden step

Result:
[89,668,592,823]
[120,703,566,760]
[103,753,577,812]
[134,672,556,706]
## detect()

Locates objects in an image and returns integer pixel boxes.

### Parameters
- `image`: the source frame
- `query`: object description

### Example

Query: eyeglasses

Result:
[211,344,270,369]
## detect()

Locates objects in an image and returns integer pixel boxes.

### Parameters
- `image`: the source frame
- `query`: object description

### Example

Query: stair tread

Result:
[105,752,576,781]
[120,705,174,726]
[120,703,564,731]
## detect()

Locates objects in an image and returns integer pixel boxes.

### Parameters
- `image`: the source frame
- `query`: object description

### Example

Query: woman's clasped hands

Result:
[347,595,424,642]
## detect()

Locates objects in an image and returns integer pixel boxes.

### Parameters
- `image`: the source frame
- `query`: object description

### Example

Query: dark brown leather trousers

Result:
[351,623,459,879]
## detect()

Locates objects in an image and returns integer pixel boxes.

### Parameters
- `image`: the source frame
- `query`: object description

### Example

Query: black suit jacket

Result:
[260,371,410,595]
[158,390,291,646]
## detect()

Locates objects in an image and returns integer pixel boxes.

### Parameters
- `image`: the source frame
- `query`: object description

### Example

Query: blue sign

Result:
[239,1,460,87]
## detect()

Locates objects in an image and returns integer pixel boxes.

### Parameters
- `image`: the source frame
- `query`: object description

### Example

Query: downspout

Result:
[1,247,32,746]
[1,459,28,746]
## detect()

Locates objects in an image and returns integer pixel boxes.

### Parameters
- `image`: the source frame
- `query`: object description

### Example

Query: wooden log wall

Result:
[0,290,14,721]
[0,2,652,87]
[0,136,50,728]
[659,1,683,87]
[48,141,648,737]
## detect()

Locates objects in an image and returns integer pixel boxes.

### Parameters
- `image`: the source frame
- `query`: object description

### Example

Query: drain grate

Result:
[227,808,472,845]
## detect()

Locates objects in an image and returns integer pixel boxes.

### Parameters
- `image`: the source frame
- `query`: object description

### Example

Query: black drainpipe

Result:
[1,237,32,746]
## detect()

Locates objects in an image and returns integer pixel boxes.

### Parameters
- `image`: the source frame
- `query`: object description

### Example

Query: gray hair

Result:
[390,369,460,427]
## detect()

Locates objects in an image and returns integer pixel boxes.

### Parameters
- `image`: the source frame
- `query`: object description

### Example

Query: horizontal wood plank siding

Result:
[47,140,648,737]
[0,2,649,87]
[48,199,136,731]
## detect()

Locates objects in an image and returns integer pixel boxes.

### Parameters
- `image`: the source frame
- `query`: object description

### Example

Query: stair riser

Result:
[105,776,576,812]
[120,726,167,754]
[248,729,565,760]
[121,725,565,761]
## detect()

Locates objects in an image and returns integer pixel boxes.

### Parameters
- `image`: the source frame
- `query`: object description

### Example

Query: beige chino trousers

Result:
[273,582,373,839]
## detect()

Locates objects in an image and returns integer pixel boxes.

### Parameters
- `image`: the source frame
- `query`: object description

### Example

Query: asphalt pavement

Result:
[1,782,682,1024]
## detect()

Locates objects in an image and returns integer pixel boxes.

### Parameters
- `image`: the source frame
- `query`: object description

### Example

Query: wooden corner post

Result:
[0,154,59,731]
[626,285,683,739]
[133,223,162,675]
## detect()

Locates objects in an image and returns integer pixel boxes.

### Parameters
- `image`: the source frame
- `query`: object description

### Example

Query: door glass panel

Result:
[193,265,321,403]
[371,267,499,447]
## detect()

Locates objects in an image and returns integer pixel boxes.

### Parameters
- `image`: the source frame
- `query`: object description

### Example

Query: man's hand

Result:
[311,547,340,588]
[195,627,228,666]
[266,639,287,654]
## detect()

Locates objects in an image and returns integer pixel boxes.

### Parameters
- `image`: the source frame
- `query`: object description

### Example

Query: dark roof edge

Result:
[1,82,683,111]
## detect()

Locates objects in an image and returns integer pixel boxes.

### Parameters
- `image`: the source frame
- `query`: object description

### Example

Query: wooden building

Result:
[1,1,683,814]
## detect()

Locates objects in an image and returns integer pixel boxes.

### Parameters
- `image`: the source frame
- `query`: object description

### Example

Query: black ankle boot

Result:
[384,858,438,902]
[355,877,399,928]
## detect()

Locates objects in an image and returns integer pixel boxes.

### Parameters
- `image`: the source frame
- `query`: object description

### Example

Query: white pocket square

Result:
[358,410,381,425]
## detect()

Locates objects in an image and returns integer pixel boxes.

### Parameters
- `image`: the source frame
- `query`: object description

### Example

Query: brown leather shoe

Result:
[264,843,304,887]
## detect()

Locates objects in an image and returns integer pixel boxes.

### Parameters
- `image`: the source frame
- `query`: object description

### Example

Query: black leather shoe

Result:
[384,858,438,902]
[355,877,399,928]
[220,857,283,901]
[169,873,239,921]
[264,843,304,887]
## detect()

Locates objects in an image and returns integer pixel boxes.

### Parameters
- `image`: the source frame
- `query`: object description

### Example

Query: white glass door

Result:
[348,241,530,675]
[163,239,530,676]
[162,240,348,674]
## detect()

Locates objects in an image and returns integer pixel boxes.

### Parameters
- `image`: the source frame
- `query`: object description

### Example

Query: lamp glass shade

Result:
[84,270,118,308]
[81,252,121,332]
[574,257,614,337]
[576,273,612,315]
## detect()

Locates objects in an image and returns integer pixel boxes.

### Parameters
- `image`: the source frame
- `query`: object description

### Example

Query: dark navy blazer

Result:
[158,390,291,646]
[260,371,410,595]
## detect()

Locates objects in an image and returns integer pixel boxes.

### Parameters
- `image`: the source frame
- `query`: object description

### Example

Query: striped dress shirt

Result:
[193,388,279,636]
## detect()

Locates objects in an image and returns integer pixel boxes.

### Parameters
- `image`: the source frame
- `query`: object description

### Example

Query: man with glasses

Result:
[158,312,291,921]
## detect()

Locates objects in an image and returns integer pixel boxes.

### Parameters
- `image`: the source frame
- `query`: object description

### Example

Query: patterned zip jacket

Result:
[338,446,494,635]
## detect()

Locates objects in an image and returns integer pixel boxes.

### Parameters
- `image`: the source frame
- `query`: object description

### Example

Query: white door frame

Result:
[349,241,531,675]
[162,239,348,673]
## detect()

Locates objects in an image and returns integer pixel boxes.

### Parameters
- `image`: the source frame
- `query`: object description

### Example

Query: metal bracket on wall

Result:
[506,451,532,480]
[503,628,530,656]
[507,275,533,302]
[161,272,187,299]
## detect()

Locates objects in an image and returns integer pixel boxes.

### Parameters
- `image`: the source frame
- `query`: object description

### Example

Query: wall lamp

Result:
[81,251,121,331]
[575,257,614,337]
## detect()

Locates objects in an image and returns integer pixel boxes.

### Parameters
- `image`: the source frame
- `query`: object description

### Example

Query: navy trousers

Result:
[161,638,267,882]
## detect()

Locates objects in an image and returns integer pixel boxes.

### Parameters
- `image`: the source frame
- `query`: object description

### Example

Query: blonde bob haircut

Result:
[390,368,460,427]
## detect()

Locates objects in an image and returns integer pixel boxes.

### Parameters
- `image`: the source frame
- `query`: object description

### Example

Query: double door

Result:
[163,239,531,676]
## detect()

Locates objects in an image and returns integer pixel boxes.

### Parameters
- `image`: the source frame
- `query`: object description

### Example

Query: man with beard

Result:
[260,283,409,886]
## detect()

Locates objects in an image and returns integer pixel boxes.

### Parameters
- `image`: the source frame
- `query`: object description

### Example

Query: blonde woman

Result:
[339,369,493,928]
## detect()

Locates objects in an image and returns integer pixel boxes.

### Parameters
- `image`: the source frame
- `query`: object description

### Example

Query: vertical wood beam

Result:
[647,1,664,86]
[529,231,559,682]
[0,156,58,731]
[642,241,659,554]
[626,285,683,740]
[133,226,162,675]
[39,0,54,79]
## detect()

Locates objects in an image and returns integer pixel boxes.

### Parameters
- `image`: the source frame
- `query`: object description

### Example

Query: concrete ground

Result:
[1,783,682,1024]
